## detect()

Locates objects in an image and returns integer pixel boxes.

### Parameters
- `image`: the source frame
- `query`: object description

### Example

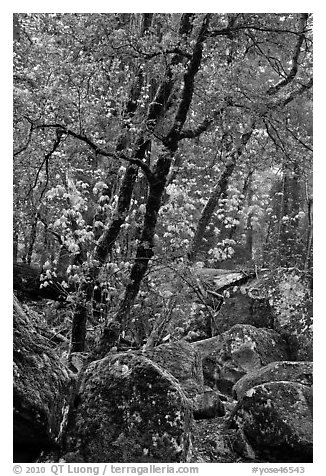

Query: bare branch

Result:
[246,30,288,79]
[164,14,211,150]
[267,14,309,96]
[179,105,226,140]
[271,117,313,152]
[209,23,310,38]
[280,78,313,107]
[263,118,293,163]
[28,130,63,200]
[140,47,192,60]
[32,123,154,180]
[37,213,65,246]
[179,117,212,139]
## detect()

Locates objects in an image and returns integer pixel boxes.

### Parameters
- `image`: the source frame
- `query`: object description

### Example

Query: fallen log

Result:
[194,268,256,293]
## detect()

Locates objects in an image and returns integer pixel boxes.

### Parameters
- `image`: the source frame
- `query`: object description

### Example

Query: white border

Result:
[3,3,324,474]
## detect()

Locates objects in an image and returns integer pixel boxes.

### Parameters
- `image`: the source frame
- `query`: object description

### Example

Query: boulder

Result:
[232,381,313,462]
[144,340,204,397]
[243,269,313,361]
[144,340,225,419]
[63,352,193,462]
[215,292,274,333]
[233,361,313,400]
[13,295,74,462]
[271,274,313,361]
[194,324,289,395]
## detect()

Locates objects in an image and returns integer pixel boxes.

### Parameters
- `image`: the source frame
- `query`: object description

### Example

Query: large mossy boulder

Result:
[144,340,204,397]
[215,292,274,333]
[242,269,313,361]
[232,381,313,462]
[194,324,289,395]
[13,295,74,462]
[63,352,193,463]
[144,340,224,419]
[233,361,313,400]
[271,273,313,361]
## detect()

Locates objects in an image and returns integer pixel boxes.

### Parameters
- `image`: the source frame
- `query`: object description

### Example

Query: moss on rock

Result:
[13,295,74,462]
[233,361,313,400]
[232,381,313,462]
[64,352,193,462]
[194,324,289,394]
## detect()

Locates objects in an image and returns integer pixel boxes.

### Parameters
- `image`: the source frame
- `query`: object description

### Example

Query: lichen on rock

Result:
[63,352,193,462]
[232,381,313,462]
[194,324,289,394]
[233,361,313,400]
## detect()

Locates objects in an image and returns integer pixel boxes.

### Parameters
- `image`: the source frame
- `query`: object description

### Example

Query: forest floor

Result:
[191,414,269,463]
[191,416,245,463]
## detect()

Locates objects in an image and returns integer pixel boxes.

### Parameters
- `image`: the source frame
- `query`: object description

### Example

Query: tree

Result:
[14,13,313,352]
[188,13,312,263]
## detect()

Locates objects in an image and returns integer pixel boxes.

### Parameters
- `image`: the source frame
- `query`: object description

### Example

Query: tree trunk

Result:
[69,158,145,352]
[69,15,174,352]
[228,170,254,242]
[69,140,148,353]
[189,161,237,263]
[13,231,19,262]
[304,197,313,273]
[278,162,302,267]
[70,296,89,353]
[245,175,254,259]
[115,153,172,329]
[114,15,209,332]
[188,128,254,263]
[26,213,38,265]
[56,244,71,276]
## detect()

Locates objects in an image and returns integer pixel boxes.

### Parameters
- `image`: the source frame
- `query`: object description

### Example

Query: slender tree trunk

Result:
[70,141,149,352]
[228,169,253,241]
[13,212,19,261]
[245,175,254,260]
[13,231,19,262]
[189,160,237,263]
[246,214,253,259]
[188,127,254,263]
[114,14,209,331]
[304,197,313,273]
[115,153,172,328]
[70,21,152,353]
[70,299,89,352]
[279,171,290,266]
[289,163,301,266]
[262,218,273,266]
[140,13,153,36]
[40,226,49,268]
[56,245,71,276]
[69,13,196,352]
[26,213,38,265]
[278,163,301,267]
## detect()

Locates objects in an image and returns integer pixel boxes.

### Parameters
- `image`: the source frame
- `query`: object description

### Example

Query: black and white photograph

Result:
[12,8,314,468]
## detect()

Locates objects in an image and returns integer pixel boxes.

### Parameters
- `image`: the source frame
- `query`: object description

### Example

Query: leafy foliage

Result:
[13,13,313,349]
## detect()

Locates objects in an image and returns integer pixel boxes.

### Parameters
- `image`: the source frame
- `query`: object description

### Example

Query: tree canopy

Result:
[13,13,313,351]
